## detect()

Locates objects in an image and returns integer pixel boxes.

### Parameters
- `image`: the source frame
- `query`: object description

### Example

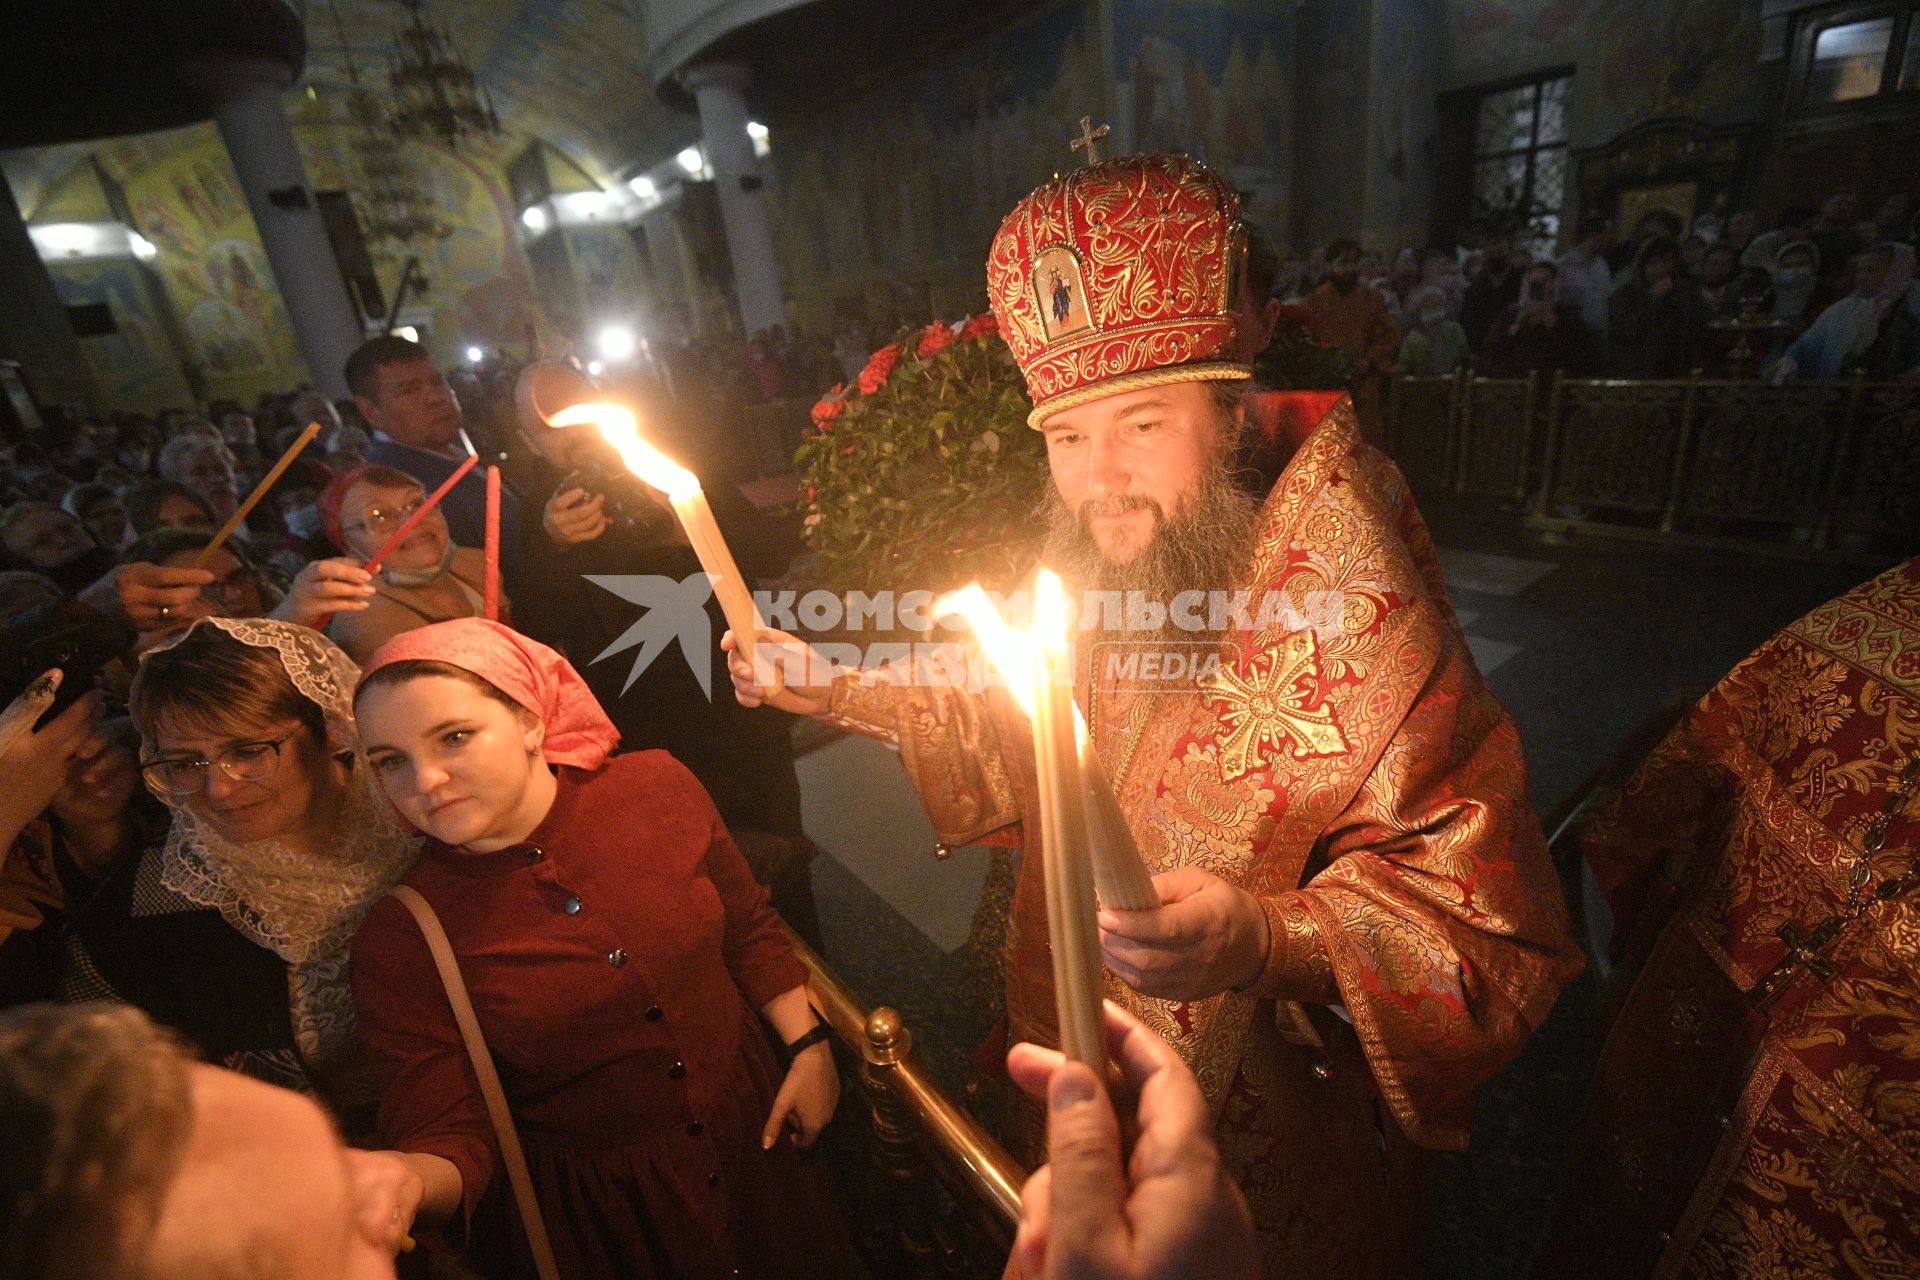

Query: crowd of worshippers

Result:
[0,331,1252,1280]
[0,146,1915,1280]
[1256,189,1920,386]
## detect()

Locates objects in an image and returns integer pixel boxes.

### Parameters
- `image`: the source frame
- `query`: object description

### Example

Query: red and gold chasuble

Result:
[823,395,1582,1277]
[1544,557,1920,1279]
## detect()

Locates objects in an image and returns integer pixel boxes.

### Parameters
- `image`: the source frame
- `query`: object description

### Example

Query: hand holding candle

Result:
[935,584,1158,912]
[548,403,769,679]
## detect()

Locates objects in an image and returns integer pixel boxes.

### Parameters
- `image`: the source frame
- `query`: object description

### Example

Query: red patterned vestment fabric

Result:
[1545,557,1920,1279]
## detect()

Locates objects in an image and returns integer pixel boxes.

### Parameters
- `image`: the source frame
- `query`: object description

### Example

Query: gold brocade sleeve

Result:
[821,665,1024,848]
[1248,636,1585,1150]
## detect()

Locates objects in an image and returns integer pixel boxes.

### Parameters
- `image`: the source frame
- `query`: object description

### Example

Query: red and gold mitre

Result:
[986,152,1249,427]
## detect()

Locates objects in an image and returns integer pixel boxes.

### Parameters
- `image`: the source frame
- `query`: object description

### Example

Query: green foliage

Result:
[796,318,1047,601]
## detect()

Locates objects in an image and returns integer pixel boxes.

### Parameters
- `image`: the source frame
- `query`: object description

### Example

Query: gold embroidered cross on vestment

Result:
[1747,756,1920,1010]
[1199,630,1348,781]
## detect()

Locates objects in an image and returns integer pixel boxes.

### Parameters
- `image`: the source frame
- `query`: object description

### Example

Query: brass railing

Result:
[788,928,1025,1274]
[1384,370,1918,559]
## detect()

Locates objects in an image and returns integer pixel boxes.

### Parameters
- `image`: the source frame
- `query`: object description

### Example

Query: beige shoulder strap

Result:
[387,885,562,1280]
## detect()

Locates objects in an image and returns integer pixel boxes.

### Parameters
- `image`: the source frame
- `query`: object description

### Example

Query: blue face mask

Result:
[380,538,456,589]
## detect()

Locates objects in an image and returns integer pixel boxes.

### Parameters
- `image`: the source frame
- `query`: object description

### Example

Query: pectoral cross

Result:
[1070,116,1110,167]
[1746,917,1846,1011]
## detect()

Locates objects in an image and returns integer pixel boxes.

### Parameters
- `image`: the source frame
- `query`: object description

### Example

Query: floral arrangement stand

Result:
[797,315,1047,634]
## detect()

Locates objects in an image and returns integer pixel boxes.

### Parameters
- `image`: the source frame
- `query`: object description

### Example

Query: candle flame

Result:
[934,584,1038,717]
[935,570,1084,736]
[1033,568,1070,648]
[549,402,700,499]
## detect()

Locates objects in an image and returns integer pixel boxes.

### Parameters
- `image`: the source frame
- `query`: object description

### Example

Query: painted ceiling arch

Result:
[5,0,709,220]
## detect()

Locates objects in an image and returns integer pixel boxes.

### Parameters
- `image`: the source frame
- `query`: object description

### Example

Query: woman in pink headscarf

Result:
[346,619,844,1279]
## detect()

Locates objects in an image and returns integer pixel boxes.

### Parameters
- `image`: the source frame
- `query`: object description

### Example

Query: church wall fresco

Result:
[1440,0,1765,143]
[763,0,1317,330]
[1109,0,1298,244]
[44,258,195,413]
[762,0,1107,331]
[103,127,308,405]
[1364,0,1441,253]
[18,98,562,410]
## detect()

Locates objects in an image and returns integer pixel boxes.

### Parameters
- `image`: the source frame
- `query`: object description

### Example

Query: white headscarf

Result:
[139,617,420,965]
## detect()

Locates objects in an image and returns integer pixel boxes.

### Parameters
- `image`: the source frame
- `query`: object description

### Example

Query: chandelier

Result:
[387,0,501,150]
[336,76,452,245]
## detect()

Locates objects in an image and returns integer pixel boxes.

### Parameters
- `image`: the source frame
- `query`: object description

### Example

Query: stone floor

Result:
[793,499,1893,1278]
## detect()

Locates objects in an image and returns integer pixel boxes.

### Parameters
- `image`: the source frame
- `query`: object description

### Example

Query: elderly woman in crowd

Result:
[57,617,418,1127]
[155,434,240,523]
[321,463,501,664]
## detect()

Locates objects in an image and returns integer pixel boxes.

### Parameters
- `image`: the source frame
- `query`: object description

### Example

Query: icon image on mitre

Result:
[1031,246,1094,342]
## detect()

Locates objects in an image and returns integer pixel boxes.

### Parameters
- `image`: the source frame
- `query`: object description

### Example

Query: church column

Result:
[0,171,96,412]
[182,53,363,399]
[680,60,787,337]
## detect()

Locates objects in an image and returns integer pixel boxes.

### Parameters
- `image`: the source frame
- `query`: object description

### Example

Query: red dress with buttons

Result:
[350,750,846,1279]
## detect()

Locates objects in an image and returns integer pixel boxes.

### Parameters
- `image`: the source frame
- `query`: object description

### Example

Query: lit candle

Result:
[363,454,478,576]
[483,465,501,621]
[938,573,1141,1068]
[193,421,320,568]
[1030,569,1107,1067]
[934,584,1158,912]
[548,404,765,674]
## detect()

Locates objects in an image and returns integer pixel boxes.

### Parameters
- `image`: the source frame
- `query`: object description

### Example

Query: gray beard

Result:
[1039,456,1261,644]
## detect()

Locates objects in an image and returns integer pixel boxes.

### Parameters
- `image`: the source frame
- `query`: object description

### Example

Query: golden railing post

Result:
[1445,365,1467,486]
[1454,370,1476,494]
[785,925,1024,1273]
[1530,370,1568,521]
[862,1008,945,1276]
[1385,370,1404,456]
[1812,374,1871,551]
[1517,369,1541,502]
[1659,371,1704,534]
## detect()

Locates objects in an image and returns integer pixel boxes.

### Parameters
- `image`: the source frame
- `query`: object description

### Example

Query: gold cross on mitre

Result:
[1070,116,1110,167]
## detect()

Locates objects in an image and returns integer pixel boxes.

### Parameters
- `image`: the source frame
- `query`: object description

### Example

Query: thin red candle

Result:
[483,465,501,621]
[363,454,478,576]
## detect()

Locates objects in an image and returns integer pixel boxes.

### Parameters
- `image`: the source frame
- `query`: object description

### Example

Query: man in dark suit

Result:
[344,335,526,585]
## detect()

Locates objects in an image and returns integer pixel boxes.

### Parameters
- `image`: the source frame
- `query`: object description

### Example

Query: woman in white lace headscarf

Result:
[57,617,418,1126]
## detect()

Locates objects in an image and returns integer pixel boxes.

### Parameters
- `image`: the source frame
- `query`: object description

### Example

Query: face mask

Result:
[284,505,322,538]
[380,539,456,589]
[1775,266,1813,290]
[1419,310,1447,328]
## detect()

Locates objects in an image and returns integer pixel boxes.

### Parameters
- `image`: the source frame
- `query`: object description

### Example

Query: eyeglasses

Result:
[344,494,427,537]
[141,731,296,797]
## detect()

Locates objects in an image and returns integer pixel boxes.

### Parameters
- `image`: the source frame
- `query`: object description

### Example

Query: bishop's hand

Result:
[1097,867,1271,1002]
[723,627,836,716]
